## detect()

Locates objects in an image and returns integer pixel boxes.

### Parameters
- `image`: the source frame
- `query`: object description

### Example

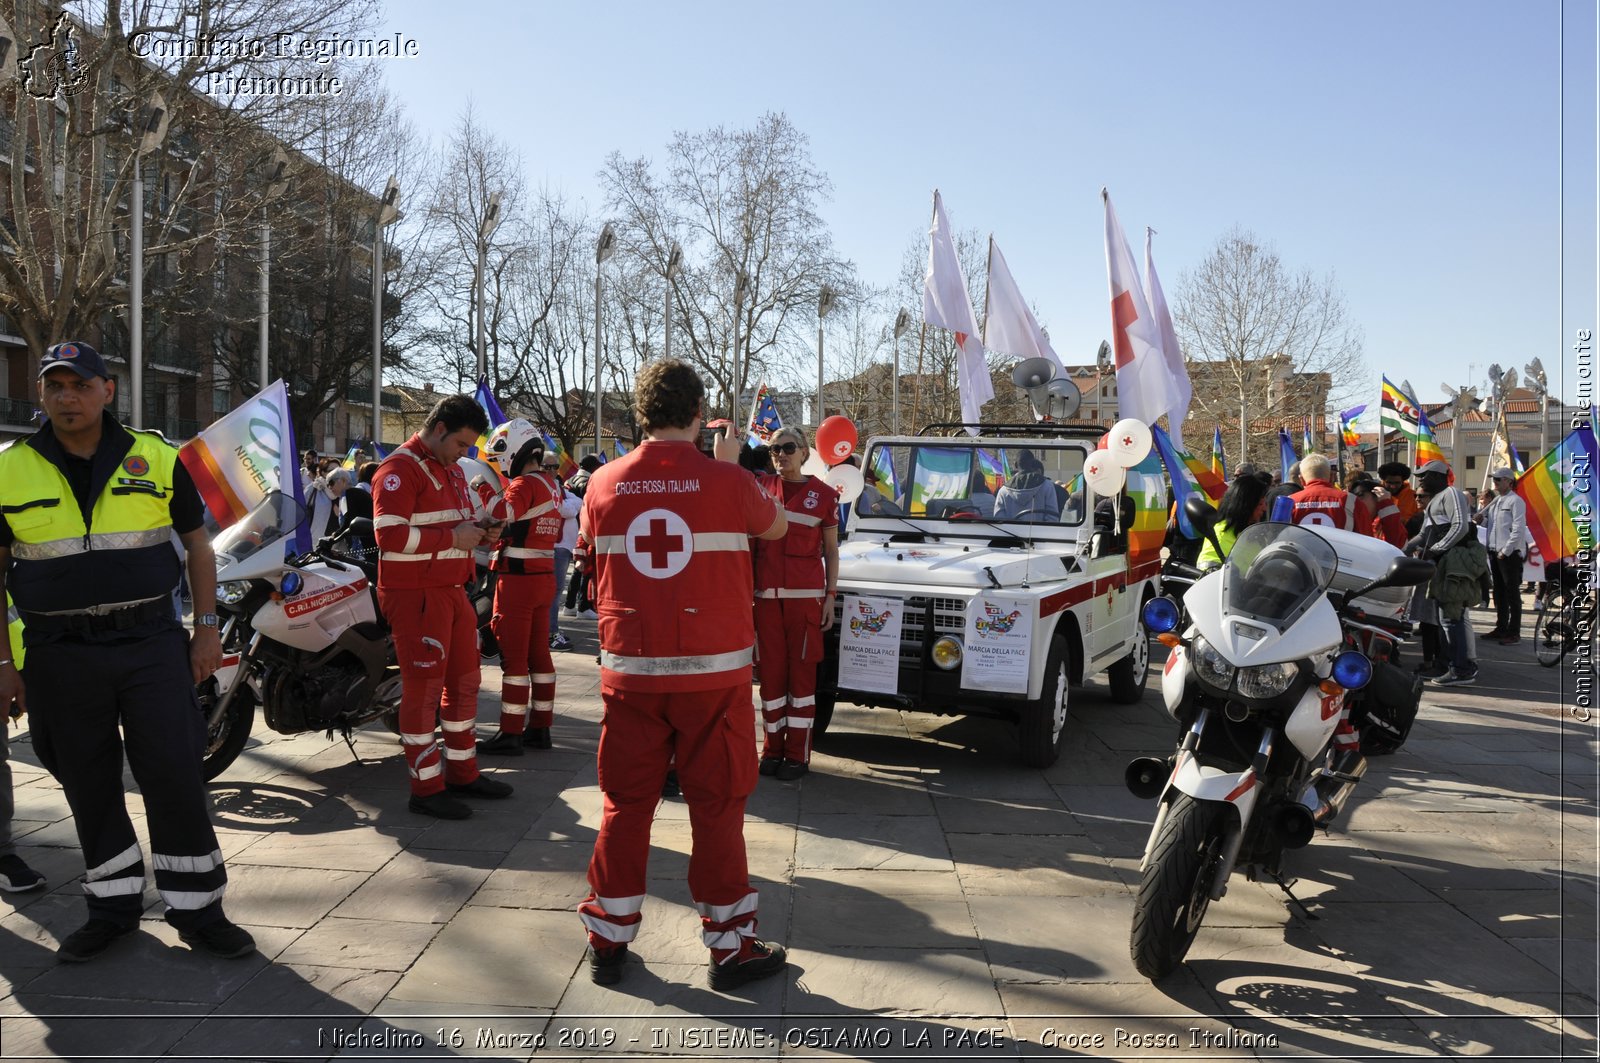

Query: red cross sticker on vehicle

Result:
[625,508,693,579]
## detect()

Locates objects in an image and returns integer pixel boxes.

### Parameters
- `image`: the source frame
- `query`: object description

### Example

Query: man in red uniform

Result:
[577,359,788,991]
[1347,472,1407,546]
[476,419,564,754]
[753,426,839,780]
[1288,454,1378,534]
[373,394,513,820]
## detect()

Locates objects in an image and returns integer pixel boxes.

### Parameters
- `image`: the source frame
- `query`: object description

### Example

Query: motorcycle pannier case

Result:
[1358,659,1422,755]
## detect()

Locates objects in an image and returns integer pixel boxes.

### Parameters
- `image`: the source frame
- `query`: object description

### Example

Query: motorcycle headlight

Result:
[1237,661,1299,699]
[1191,636,1236,689]
[218,580,252,606]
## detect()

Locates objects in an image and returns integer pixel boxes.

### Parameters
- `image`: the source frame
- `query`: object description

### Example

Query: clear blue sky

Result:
[372,0,1595,411]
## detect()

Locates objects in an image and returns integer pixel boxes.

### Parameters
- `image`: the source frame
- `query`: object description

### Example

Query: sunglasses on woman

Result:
[771,442,802,455]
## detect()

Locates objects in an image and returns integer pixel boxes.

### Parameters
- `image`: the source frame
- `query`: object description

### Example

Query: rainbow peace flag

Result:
[909,446,969,515]
[975,448,1008,494]
[1339,404,1366,447]
[1514,425,1596,562]
[1128,451,1168,566]
[472,377,508,458]
[540,428,578,480]
[870,446,899,500]
[1151,424,1227,539]
[1210,426,1226,481]
[339,445,360,471]
[1414,405,1447,471]
[1278,427,1298,481]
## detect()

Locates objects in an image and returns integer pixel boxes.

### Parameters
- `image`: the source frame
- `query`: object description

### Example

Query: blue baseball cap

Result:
[38,341,109,380]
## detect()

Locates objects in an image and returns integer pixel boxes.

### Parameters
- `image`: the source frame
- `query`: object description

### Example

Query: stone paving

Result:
[0,611,1595,1061]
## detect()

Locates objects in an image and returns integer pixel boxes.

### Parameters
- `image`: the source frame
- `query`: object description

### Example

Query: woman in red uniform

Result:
[753,427,840,780]
[476,420,565,754]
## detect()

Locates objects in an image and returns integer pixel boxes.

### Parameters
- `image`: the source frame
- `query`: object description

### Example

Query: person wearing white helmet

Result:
[475,420,565,753]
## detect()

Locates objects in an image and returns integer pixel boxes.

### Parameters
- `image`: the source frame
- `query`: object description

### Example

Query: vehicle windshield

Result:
[213,490,305,567]
[855,441,1089,525]
[1222,522,1340,629]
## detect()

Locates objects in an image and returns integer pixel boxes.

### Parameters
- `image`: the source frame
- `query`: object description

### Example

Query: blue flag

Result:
[746,382,783,446]
[1279,427,1298,482]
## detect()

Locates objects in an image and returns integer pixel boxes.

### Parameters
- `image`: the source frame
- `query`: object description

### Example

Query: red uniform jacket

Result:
[487,472,562,576]
[1289,478,1369,534]
[752,473,836,597]
[373,435,478,589]
[584,440,780,693]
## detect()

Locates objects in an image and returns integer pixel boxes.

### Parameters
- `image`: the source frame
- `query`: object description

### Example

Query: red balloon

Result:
[816,416,858,464]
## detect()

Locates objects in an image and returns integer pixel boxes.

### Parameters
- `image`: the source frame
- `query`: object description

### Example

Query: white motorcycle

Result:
[1124,508,1433,980]
[199,490,401,780]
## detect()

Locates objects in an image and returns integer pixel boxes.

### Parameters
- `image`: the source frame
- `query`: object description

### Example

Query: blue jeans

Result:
[1443,614,1475,674]
[550,548,571,633]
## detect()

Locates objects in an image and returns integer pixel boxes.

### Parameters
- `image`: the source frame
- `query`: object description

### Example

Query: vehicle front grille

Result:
[833,594,968,647]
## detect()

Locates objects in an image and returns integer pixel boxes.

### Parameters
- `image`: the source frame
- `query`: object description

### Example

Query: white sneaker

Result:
[561,606,577,617]
[578,608,599,620]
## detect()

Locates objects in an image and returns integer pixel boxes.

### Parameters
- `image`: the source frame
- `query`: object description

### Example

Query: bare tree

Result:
[1174,227,1365,468]
[600,112,853,416]
[0,0,378,362]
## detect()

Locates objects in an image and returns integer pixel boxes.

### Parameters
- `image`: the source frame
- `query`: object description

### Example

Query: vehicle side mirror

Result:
[346,517,374,539]
[1348,556,1435,603]
[1183,494,1223,557]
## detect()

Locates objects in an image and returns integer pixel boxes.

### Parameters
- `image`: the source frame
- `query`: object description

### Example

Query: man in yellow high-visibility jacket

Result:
[0,341,251,963]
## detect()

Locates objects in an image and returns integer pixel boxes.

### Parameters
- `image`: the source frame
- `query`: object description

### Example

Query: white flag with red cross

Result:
[1102,189,1180,427]
[923,190,993,434]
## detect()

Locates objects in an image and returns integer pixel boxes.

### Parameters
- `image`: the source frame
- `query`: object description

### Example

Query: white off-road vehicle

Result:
[818,425,1167,767]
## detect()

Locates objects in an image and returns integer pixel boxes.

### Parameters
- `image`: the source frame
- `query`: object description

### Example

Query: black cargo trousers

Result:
[24,626,229,931]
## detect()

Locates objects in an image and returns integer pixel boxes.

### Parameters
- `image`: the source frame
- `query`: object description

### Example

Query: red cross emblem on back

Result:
[624,508,694,579]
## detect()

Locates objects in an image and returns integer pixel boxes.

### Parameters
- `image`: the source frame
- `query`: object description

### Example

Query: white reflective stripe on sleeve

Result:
[786,511,823,527]
[600,646,752,677]
[439,717,474,733]
[403,528,422,553]
[501,674,532,687]
[84,876,145,897]
[695,891,759,923]
[400,732,437,745]
[85,843,143,882]
[160,887,227,910]
[444,747,475,760]
[374,514,410,530]
[152,849,224,873]
[408,508,466,526]
[503,547,555,560]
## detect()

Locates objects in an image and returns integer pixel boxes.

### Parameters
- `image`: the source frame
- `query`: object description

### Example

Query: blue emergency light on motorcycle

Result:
[279,572,303,597]
[1331,650,1373,690]
[1142,596,1181,634]
[1269,496,1295,522]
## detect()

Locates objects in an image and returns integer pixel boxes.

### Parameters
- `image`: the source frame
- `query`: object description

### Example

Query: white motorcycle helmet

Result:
[485,419,541,475]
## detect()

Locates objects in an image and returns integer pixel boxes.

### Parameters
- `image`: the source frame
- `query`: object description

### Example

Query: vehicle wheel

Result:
[479,625,501,662]
[1130,793,1226,980]
[1018,636,1070,767]
[812,690,835,738]
[201,683,256,782]
[379,709,402,735]
[1109,604,1151,704]
[1534,591,1572,668]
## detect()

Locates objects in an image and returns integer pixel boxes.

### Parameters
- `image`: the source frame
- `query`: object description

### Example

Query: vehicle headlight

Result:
[1191,636,1236,689]
[931,635,962,670]
[1236,661,1299,699]
[218,580,252,606]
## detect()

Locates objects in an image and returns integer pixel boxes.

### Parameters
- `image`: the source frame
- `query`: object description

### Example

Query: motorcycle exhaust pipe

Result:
[1125,757,1170,801]
[1315,750,1370,825]
[1274,803,1316,849]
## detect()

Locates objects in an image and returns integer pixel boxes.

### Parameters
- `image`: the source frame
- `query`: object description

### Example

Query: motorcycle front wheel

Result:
[200,681,256,782]
[1130,792,1226,980]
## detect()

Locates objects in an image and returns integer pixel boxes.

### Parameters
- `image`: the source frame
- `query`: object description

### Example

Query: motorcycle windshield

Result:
[213,490,306,568]
[1221,522,1339,631]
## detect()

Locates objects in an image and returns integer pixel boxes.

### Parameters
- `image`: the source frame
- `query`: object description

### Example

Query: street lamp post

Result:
[663,242,681,363]
[815,285,835,426]
[371,175,400,446]
[475,191,501,383]
[728,270,748,423]
[130,94,168,429]
[258,151,289,391]
[594,223,616,455]
[891,308,909,434]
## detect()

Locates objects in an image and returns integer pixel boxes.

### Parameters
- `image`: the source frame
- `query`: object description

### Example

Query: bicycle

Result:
[1534,563,1594,667]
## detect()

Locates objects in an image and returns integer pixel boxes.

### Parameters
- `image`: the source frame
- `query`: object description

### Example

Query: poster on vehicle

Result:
[837,595,903,695]
[961,596,1033,693]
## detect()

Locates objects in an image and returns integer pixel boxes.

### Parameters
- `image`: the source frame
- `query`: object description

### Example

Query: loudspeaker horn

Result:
[1045,378,1081,420]
[1011,357,1057,389]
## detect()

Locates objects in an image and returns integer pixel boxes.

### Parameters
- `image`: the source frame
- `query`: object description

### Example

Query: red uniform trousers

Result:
[579,682,760,958]
[753,596,823,765]
[490,573,556,734]
[379,585,482,796]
